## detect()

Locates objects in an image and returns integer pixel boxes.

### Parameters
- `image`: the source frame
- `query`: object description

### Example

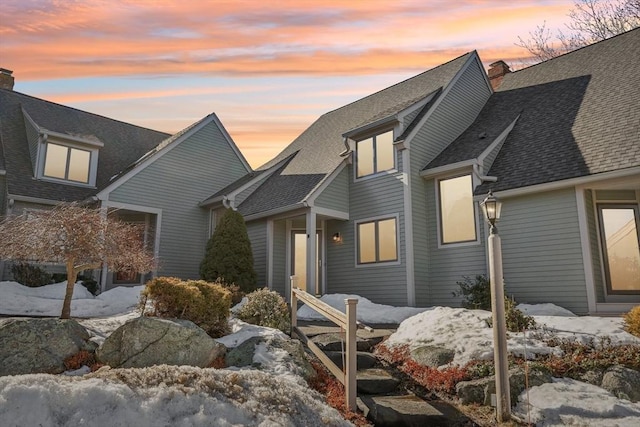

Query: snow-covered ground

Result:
[1,283,639,426]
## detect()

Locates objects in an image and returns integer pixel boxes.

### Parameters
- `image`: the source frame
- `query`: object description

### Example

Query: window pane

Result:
[378,218,397,261]
[600,207,640,292]
[293,233,307,291]
[357,138,374,177]
[376,131,395,172]
[440,175,476,243]
[358,222,376,263]
[68,148,90,183]
[43,143,68,179]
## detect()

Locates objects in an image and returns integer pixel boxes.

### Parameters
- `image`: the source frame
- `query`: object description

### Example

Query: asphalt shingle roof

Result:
[234,52,472,214]
[426,29,640,194]
[0,89,169,202]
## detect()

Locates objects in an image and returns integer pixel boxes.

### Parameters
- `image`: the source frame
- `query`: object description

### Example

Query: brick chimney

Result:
[0,68,15,90]
[488,60,510,90]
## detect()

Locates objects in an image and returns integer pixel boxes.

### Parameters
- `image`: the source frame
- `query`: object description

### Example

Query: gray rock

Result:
[456,367,552,405]
[325,350,377,370]
[358,395,465,427]
[601,365,640,402]
[310,333,373,352]
[579,369,604,386]
[0,318,92,376]
[410,346,455,368]
[357,368,400,394]
[225,336,316,380]
[96,317,226,368]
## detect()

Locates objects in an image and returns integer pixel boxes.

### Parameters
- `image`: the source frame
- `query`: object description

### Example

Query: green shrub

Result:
[504,297,536,332]
[200,209,257,293]
[141,277,232,338]
[80,277,99,295]
[623,305,640,338]
[453,275,491,310]
[51,273,68,283]
[10,262,51,287]
[236,288,291,333]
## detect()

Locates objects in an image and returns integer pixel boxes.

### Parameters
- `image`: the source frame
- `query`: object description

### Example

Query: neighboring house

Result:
[0,71,251,290]
[206,29,639,315]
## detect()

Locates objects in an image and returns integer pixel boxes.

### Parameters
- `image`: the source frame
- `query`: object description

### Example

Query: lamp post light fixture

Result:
[481,191,511,422]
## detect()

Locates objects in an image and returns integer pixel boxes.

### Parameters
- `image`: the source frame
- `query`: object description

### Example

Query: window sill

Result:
[355,168,399,183]
[355,259,401,268]
[38,176,96,189]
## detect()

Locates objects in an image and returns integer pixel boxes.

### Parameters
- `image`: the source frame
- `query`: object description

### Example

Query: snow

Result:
[2,283,639,426]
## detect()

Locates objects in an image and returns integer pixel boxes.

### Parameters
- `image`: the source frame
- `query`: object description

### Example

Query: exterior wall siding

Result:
[585,190,605,303]
[23,113,39,174]
[409,58,492,306]
[499,188,589,314]
[326,153,407,306]
[271,219,287,295]
[314,166,349,212]
[107,120,248,279]
[246,220,267,287]
[0,175,6,216]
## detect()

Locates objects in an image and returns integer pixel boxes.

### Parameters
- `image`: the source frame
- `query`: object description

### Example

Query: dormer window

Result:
[356,130,395,178]
[43,143,91,184]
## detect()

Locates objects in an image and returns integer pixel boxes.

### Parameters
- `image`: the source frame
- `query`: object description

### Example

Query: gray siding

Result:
[272,219,287,295]
[326,154,407,306]
[23,112,39,174]
[108,120,248,279]
[482,138,505,172]
[585,190,605,303]
[409,58,492,306]
[315,167,349,213]
[0,175,6,216]
[246,220,267,287]
[420,178,487,306]
[500,188,588,314]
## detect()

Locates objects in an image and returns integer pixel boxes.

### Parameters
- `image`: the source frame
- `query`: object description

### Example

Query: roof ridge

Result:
[322,51,473,116]
[509,27,639,75]
[0,88,170,136]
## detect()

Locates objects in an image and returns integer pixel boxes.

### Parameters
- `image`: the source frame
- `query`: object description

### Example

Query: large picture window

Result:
[43,142,91,184]
[438,175,477,244]
[597,204,640,294]
[356,131,395,178]
[357,217,398,264]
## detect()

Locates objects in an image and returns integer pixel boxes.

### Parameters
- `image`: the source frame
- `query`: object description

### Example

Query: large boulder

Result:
[601,365,640,402]
[96,317,226,368]
[225,335,315,380]
[410,346,455,368]
[0,318,93,376]
[456,367,552,405]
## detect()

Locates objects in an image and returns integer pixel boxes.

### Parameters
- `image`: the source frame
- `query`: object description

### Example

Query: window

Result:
[438,175,477,244]
[356,130,395,178]
[357,217,398,264]
[43,142,91,184]
[597,205,640,294]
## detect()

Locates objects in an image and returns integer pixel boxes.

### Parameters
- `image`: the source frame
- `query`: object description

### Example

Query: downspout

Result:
[473,163,497,183]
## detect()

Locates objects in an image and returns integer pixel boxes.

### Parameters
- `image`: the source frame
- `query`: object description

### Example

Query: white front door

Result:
[291,230,322,295]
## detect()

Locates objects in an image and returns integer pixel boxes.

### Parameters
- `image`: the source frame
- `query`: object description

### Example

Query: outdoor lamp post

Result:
[481,191,511,422]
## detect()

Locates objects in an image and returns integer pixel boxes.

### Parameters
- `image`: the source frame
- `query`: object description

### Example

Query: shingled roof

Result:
[425,28,640,195]
[0,89,169,202]
[230,52,473,216]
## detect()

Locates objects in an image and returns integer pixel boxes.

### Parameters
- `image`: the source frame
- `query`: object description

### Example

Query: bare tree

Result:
[518,0,640,62]
[0,203,155,319]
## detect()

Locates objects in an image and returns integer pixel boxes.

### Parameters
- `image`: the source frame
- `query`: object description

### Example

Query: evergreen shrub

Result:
[236,288,291,333]
[623,305,640,337]
[11,262,51,287]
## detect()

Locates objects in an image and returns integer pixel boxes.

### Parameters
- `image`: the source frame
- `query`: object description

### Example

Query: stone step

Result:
[357,394,468,427]
[325,350,377,370]
[356,368,400,394]
[310,332,381,352]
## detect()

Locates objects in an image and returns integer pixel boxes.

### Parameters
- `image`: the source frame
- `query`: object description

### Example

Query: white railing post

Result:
[290,277,297,334]
[345,298,358,411]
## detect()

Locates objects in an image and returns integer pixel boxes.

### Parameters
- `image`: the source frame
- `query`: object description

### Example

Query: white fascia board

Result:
[6,194,62,206]
[304,160,348,207]
[243,203,306,222]
[21,107,41,133]
[420,159,477,179]
[403,52,479,149]
[100,200,162,215]
[98,114,221,199]
[211,113,252,173]
[343,116,398,139]
[473,166,640,201]
[41,129,104,148]
[311,206,349,220]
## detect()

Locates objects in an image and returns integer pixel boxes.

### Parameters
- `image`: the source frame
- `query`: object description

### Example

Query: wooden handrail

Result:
[290,282,361,411]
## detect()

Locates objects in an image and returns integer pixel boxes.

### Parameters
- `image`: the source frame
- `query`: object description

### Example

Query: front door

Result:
[291,230,322,295]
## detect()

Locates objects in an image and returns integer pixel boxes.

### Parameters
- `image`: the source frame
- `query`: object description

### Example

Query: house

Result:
[207,28,639,315]
[0,72,251,290]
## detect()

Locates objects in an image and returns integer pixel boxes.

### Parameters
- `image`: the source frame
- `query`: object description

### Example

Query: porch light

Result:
[332,232,342,243]
[481,190,502,230]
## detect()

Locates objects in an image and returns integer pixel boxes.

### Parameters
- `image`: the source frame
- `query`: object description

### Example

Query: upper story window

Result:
[356,130,395,178]
[357,216,398,264]
[438,174,477,245]
[43,143,91,184]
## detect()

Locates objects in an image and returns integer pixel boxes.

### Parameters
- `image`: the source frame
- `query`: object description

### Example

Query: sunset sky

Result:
[0,0,576,168]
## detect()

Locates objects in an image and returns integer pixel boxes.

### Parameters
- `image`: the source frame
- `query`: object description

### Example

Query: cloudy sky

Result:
[0,0,575,167]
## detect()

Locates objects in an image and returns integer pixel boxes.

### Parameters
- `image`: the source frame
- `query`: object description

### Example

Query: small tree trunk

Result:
[61,261,78,319]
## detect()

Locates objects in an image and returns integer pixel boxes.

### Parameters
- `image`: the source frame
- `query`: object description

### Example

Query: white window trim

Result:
[354,130,398,182]
[435,174,481,249]
[354,213,401,268]
[36,137,99,187]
